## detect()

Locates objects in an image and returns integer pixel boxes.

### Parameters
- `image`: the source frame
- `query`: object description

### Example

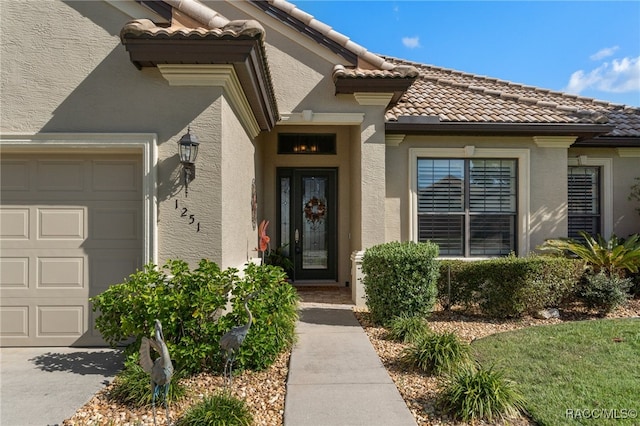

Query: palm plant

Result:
[538,232,640,277]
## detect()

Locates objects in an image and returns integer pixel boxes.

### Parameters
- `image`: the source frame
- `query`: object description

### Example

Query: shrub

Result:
[176,391,253,426]
[108,355,187,407]
[217,263,299,372]
[439,365,526,423]
[92,260,298,375]
[579,272,632,314]
[386,313,431,343]
[437,260,483,309]
[362,241,439,325]
[475,255,583,318]
[401,331,472,375]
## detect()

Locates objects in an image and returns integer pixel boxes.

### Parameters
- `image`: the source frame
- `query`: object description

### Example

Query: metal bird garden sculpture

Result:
[220,292,256,385]
[140,319,174,426]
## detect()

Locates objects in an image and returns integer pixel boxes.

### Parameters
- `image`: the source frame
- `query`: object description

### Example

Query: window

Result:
[417,158,517,256]
[278,134,336,154]
[568,166,601,238]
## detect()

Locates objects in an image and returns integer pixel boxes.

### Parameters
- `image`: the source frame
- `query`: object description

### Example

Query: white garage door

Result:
[0,153,143,346]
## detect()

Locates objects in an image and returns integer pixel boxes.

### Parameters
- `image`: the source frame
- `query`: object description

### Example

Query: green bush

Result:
[176,391,253,426]
[438,256,583,318]
[437,260,482,309]
[579,272,632,314]
[439,365,526,423]
[475,255,583,318]
[386,313,431,343]
[362,241,439,325]
[217,263,299,372]
[92,260,298,375]
[401,331,472,375]
[108,355,187,407]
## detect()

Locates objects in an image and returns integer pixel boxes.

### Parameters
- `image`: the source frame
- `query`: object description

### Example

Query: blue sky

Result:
[293,1,640,106]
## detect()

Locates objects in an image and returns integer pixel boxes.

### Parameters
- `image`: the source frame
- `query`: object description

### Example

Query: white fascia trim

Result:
[157,64,261,138]
[617,148,640,157]
[568,157,613,238]
[279,111,365,125]
[104,0,168,23]
[353,92,393,106]
[533,136,577,148]
[0,133,158,265]
[386,134,405,146]
[409,147,531,256]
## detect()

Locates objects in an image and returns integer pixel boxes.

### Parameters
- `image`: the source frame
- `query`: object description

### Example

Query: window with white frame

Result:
[568,166,601,238]
[416,158,517,256]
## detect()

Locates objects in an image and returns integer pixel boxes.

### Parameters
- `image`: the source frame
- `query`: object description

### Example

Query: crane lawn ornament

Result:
[140,319,174,426]
[220,292,257,385]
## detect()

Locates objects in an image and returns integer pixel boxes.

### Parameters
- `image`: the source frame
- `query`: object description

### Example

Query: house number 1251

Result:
[175,199,201,232]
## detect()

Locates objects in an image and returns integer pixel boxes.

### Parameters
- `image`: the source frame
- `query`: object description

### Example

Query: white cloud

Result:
[589,46,619,61]
[402,36,420,49]
[565,56,640,94]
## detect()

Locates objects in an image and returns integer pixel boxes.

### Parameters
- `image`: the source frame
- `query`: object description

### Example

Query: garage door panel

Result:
[38,207,86,240]
[38,304,85,337]
[92,160,140,193]
[0,160,30,191]
[37,160,85,191]
[92,208,139,241]
[0,208,29,239]
[38,256,85,289]
[0,306,29,337]
[90,251,141,294]
[0,257,29,289]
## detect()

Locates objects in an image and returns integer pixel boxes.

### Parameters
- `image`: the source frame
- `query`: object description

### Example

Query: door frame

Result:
[276,167,338,281]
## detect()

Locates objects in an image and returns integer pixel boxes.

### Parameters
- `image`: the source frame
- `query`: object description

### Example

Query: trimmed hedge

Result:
[362,241,439,324]
[437,256,584,318]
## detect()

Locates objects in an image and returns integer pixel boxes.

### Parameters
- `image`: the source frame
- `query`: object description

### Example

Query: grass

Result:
[402,331,472,375]
[472,318,640,425]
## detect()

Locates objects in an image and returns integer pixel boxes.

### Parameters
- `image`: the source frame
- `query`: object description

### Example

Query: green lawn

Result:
[472,318,640,425]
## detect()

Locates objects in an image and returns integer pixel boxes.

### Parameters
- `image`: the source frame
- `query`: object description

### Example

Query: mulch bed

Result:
[63,291,639,426]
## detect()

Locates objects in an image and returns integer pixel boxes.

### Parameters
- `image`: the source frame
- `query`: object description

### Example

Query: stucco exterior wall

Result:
[0,1,241,269]
[220,98,259,268]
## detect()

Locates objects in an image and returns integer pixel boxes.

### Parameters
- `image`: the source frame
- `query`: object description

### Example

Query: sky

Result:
[292,1,640,107]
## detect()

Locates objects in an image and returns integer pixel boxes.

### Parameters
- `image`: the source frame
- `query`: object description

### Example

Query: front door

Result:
[277,168,337,281]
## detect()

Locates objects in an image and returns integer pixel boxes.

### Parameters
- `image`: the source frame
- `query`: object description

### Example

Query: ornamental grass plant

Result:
[401,331,472,375]
[386,313,431,343]
[176,391,253,426]
[438,365,526,423]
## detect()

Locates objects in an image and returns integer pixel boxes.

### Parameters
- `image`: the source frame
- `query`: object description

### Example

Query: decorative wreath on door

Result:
[304,196,326,225]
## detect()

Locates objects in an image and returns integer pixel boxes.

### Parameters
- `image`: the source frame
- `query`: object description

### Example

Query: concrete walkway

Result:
[284,301,417,426]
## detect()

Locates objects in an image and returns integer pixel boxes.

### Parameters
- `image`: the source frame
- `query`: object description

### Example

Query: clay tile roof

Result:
[383,56,640,137]
[120,18,265,39]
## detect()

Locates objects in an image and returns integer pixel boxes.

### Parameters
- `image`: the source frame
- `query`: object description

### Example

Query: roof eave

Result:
[385,121,616,139]
[572,136,640,148]
[335,77,417,104]
[120,31,279,131]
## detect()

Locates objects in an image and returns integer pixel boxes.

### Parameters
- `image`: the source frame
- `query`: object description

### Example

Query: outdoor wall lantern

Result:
[178,127,199,197]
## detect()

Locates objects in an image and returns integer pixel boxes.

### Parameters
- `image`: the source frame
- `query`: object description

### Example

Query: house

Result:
[1,0,638,347]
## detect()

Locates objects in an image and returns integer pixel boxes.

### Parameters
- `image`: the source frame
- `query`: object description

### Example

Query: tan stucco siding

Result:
[529,146,569,247]
[220,98,258,268]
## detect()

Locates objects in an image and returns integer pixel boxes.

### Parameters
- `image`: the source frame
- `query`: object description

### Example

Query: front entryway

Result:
[277,168,337,281]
